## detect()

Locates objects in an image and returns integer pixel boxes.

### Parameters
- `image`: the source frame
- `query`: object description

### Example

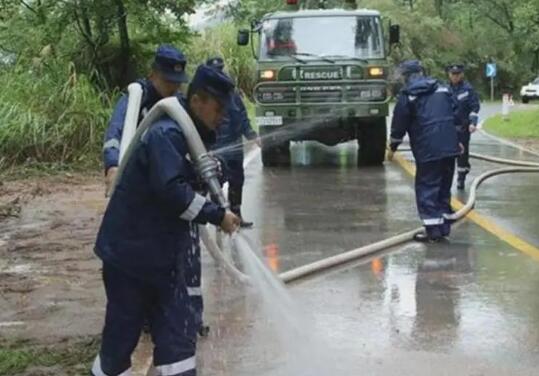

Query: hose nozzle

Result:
[195,153,229,209]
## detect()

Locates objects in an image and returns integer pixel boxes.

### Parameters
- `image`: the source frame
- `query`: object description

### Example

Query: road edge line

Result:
[393,153,539,262]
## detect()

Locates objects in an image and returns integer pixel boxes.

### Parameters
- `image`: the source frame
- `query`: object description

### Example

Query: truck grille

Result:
[256,86,295,104]
[299,85,342,103]
[255,84,386,104]
[345,85,386,102]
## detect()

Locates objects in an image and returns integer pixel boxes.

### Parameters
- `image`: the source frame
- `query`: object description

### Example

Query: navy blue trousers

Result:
[92,263,197,376]
[224,158,245,215]
[415,157,456,238]
[457,132,471,179]
[185,224,203,329]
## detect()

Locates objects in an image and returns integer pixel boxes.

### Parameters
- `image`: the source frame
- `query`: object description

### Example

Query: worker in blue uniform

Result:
[91,64,241,376]
[103,44,189,193]
[388,60,463,243]
[446,63,480,190]
[206,56,260,228]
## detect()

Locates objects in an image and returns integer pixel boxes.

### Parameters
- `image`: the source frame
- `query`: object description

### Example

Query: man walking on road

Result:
[91,65,240,376]
[388,60,462,243]
[207,56,260,228]
[447,63,480,190]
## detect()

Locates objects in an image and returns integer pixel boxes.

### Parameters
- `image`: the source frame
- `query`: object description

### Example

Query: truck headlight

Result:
[368,67,384,78]
[260,70,277,81]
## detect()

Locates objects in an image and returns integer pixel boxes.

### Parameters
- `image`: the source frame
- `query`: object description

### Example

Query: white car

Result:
[520,77,539,103]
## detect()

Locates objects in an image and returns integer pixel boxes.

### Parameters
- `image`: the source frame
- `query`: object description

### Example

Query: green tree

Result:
[0,0,205,88]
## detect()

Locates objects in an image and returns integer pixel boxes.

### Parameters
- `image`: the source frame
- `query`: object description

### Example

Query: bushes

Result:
[0,58,113,170]
[0,21,259,172]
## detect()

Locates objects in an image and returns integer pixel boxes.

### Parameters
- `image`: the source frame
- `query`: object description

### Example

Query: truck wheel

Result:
[357,118,387,166]
[261,141,291,167]
[522,96,529,104]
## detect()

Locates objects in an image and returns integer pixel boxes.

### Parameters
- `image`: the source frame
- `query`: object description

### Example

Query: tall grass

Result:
[0,22,255,173]
[0,59,114,171]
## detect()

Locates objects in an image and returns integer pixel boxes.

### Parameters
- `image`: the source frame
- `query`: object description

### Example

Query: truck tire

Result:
[357,118,387,166]
[261,141,291,167]
[260,126,291,167]
[522,96,529,104]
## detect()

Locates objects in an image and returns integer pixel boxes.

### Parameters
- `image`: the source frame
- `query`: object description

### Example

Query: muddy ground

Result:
[0,172,107,375]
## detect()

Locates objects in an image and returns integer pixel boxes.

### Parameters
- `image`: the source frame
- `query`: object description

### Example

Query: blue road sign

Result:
[486,63,497,78]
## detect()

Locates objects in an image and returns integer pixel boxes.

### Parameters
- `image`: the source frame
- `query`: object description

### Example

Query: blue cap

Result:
[206,56,225,71]
[152,44,188,84]
[447,64,464,73]
[399,60,424,76]
[190,64,236,109]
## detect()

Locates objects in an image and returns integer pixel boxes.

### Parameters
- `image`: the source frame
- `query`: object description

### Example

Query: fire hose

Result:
[112,90,539,286]
[113,95,249,283]
[279,151,539,284]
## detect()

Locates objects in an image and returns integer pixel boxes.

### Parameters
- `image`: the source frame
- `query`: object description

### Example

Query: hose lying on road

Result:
[469,152,539,167]
[279,152,539,284]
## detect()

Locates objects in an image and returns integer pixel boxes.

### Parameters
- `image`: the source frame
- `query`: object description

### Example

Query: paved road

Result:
[195,103,539,375]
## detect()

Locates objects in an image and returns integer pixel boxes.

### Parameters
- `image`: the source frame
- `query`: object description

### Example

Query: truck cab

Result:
[239,0,399,167]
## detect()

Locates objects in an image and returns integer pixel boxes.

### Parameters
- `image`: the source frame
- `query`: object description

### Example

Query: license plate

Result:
[256,116,283,126]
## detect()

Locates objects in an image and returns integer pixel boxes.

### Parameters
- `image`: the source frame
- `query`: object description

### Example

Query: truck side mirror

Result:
[389,24,400,45]
[237,29,250,46]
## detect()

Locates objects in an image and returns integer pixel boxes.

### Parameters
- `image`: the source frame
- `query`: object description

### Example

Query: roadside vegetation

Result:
[2,0,539,173]
[0,337,99,376]
[483,107,539,139]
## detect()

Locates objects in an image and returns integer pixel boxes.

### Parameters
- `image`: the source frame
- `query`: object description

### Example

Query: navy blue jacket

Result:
[213,92,257,160]
[103,79,186,171]
[449,80,480,131]
[95,116,225,282]
[390,77,460,163]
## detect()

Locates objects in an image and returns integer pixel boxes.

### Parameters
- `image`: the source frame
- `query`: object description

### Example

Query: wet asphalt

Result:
[197,103,539,375]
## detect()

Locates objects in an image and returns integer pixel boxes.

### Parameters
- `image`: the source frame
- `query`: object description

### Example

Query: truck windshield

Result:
[260,16,384,61]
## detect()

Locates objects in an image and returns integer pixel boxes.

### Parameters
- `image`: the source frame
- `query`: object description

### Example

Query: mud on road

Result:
[0,172,106,347]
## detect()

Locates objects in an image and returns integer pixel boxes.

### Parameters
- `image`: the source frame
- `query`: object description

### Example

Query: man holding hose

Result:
[103,45,215,337]
[103,44,189,194]
[91,65,240,376]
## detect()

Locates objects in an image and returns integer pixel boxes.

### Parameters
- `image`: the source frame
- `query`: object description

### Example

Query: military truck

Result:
[238,0,400,167]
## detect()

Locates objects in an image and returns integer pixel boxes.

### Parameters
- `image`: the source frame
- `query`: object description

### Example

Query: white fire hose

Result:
[119,83,143,163]
[112,90,539,287]
[279,152,539,284]
[113,94,248,283]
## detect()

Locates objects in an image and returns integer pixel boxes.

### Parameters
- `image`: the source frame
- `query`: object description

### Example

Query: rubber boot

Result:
[413,233,442,243]
[414,226,443,243]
